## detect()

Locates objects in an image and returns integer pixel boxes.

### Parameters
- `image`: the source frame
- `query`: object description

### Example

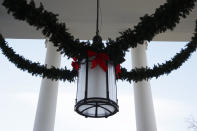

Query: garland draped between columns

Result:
[0,0,197,82]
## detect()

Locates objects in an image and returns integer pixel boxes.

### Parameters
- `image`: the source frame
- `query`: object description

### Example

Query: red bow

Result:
[115,64,121,78]
[88,50,109,72]
[72,57,80,71]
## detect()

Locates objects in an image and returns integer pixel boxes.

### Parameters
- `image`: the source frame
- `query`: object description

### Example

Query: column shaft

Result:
[131,43,157,131]
[33,41,61,131]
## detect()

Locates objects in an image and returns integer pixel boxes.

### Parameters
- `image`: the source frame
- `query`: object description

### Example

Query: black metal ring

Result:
[75,97,119,118]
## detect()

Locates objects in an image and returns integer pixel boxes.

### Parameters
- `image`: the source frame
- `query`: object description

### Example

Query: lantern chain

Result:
[96,0,100,36]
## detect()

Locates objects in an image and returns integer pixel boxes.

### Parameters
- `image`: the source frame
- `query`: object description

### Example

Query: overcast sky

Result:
[0,39,197,131]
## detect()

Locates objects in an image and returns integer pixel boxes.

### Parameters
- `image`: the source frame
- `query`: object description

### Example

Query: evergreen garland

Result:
[2,0,197,64]
[105,0,197,53]
[2,0,89,58]
[0,34,77,82]
[119,20,197,82]
[0,0,197,82]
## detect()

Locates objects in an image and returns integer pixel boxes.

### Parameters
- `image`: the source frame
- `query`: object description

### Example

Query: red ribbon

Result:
[88,50,109,72]
[115,64,121,78]
[72,57,80,71]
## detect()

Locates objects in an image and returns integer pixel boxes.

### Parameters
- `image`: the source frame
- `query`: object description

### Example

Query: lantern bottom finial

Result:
[75,97,118,118]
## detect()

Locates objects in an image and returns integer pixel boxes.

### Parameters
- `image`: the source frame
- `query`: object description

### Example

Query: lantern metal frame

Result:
[74,59,119,118]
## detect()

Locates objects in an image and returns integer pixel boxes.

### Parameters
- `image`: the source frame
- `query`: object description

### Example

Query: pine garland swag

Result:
[0,34,77,82]
[0,0,197,82]
[119,20,197,82]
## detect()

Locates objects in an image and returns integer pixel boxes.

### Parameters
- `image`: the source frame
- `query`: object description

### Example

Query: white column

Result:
[33,40,61,131]
[131,42,157,131]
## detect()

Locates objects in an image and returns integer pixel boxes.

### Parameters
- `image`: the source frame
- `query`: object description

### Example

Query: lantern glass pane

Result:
[108,64,117,102]
[86,107,96,116]
[87,62,107,98]
[78,105,93,113]
[76,63,86,101]
[101,105,115,112]
[97,108,105,116]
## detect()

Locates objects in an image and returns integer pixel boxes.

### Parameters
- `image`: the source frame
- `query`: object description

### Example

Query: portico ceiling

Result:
[0,0,197,41]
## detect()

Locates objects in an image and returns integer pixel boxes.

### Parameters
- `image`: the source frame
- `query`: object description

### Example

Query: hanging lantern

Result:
[74,56,119,118]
